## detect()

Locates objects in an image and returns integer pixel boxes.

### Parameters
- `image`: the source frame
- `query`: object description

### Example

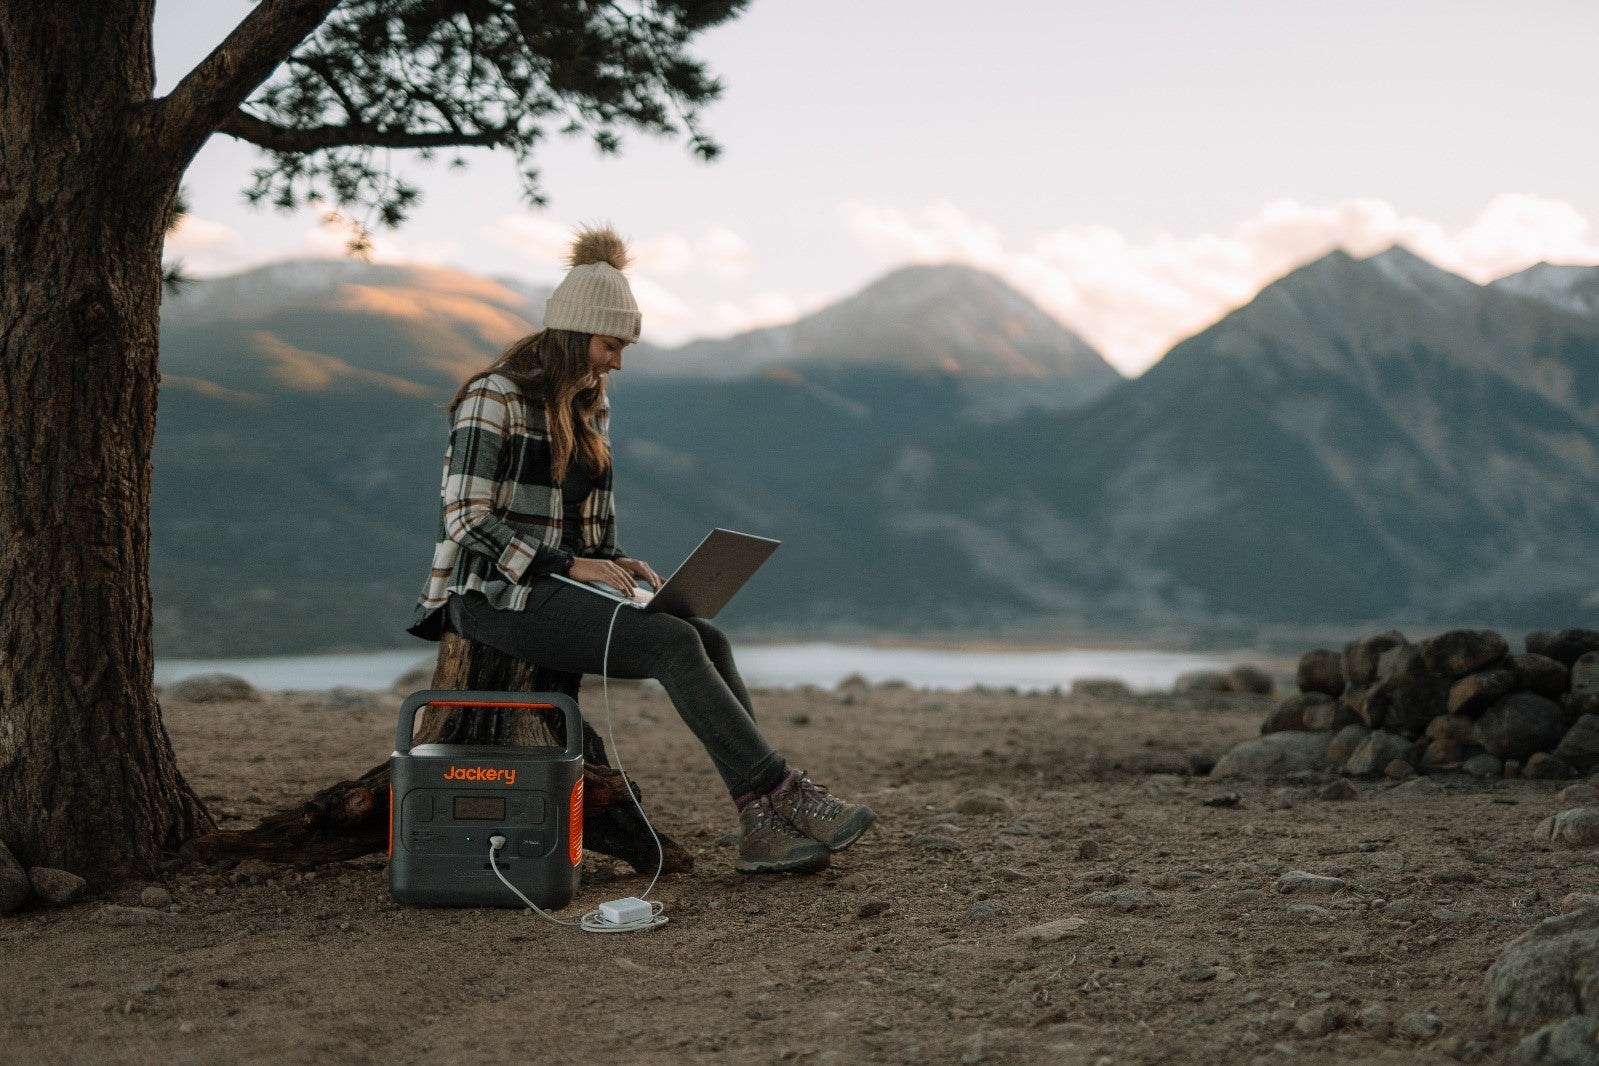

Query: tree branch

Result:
[220,110,512,152]
[150,0,344,165]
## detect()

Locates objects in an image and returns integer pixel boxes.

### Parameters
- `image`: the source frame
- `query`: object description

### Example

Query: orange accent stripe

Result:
[569,778,584,867]
[422,701,557,709]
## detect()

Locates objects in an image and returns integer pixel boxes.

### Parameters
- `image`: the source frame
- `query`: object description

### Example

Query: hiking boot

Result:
[734,796,830,874]
[770,770,875,851]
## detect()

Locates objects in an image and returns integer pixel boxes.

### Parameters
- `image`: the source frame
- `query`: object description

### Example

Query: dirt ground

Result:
[3,676,1595,1065]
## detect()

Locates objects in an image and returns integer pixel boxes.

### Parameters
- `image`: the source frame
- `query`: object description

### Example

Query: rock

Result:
[1370,649,1450,736]
[1556,783,1599,806]
[1070,677,1131,699]
[1297,650,1346,698]
[1178,962,1217,982]
[953,790,1010,816]
[1528,630,1599,669]
[232,859,277,884]
[1295,1003,1348,1038]
[1358,1005,1392,1037]
[1555,716,1599,775]
[1230,664,1275,695]
[1450,669,1519,718]
[1419,737,1474,772]
[1344,630,1408,688]
[1175,670,1237,695]
[1567,694,1599,726]
[1275,871,1345,895]
[27,868,86,906]
[164,673,260,703]
[1303,698,1358,732]
[1526,754,1576,781]
[1083,889,1155,911]
[1203,792,1241,808]
[1428,714,1479,743]
[1420,629,1510,679]
[1514,654,1573,701]
[140,886,172,909]
[1534,809,1599,848]
[1397,1012,1443,1040]
[1478,693,1569,762]
[1385,898,1427,922]
[1464,753,1505,778]
[1014,917,1088,944]
[968,900,1003,921]
[1343,730,1413,777]
[1210,732,1331,779]
[0,841,31,915]
[1327,723,1371,767]
[1318,780,1357,801]
[1574,654,1599,698]
[1484,907,1599,1029]
[1511,1015,1599,1065]
[1263,693,1329,734]
[1384,759,1415,780]
[1075,840,1102,860]
[912,834,963,852]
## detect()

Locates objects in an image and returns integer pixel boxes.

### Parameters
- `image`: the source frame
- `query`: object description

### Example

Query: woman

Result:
[409,227,873,874]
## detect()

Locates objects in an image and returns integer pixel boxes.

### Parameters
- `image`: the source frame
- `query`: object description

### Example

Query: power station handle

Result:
[394,690,583,760]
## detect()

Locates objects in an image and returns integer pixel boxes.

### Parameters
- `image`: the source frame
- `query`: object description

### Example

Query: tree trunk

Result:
[184,634,694,875]
[0,2,211,883]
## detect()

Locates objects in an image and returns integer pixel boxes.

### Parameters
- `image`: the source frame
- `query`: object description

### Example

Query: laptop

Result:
[551,528,780,619]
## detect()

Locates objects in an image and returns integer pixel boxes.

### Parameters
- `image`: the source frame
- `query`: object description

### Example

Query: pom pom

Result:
[567,226,631,271]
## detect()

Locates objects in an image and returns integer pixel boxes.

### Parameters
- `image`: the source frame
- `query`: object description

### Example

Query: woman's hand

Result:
[616,557,664,590]
[568,556,638,596]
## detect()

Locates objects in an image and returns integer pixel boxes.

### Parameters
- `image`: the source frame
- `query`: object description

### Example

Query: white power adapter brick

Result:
[597,897,654,926]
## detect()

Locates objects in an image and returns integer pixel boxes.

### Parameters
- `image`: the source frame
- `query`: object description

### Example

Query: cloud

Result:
[844,195,1599,375]
[496,217,755,281]
[163,214,248,274]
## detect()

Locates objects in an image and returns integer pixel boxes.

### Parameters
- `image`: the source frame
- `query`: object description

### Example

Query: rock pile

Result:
[1215,628,1599,781]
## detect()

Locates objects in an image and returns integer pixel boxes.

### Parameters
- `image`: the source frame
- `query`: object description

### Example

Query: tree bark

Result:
[0,2,211,883]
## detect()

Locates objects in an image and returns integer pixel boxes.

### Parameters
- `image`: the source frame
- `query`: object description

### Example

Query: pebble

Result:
[1000,820,1039,837]
[1013,917,1088,944]
[1294,1003,1345,1037]
[911,834,963,852]
[1556,783,1599,806]
[1147,872,1180,889]
[1177,963,1216,982]
[1275,871,1346,895]
[27,868,86,907]
[232,859,276,884]
[1203,792,1242,808]
[140,886,173,909]
[1384,898,1426,922]
[96,905,176,927]
[1075,840,1102,860]
[0,843,33,915]
[1397,1012,1442,1040]
[1084,890,1155,911]
[1534,808,1599,848]
[953,790,1010,816]
[856,899,890,919]
[1358,1005,1392,1037]
[967,900,1004,921]
[1318,780,1358,801]
[1287,904,1332,920]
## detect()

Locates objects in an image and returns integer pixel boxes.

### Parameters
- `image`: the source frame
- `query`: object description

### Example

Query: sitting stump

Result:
[184,631,693,874]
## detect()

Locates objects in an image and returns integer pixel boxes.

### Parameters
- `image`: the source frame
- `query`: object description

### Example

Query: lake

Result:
[154,642,1240,694]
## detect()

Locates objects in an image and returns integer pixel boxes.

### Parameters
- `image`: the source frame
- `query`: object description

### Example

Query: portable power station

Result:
[389,690,583,908]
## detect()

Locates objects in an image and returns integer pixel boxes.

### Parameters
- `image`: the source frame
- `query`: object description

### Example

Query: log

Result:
[184,630,693,874]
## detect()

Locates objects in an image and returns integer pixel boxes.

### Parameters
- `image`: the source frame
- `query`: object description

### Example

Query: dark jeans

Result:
[447,584,788,802]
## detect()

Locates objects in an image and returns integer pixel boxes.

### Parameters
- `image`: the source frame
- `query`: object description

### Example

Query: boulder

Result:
[1229,664,1275,695]
[0,841,31,916]
[1342,683,1385,729]
[1343,630,1408,689]
[27,868,86,906]
[1557,783,1599,806]
[1525,753,1576,781]
[1419,629,1510,679]
[1464,753,1504,778]
[1174,670,1236,695]
[1513,654,1572,701]
[1534,809,1599,849]
[1574,654,1599,700]
[1262,693,1330,734]
[1419,738,1473,772]
[1477,693,1569,762]
[164,673,261,703]
[1567,694,1599,726]
[1483,907,1599,1029]
[1527,630,1599,669]
[1303,698,1357,733]
[1428,715,1479,744]
[1450,669,1519,718]
[1511,1015,1599,1065]
[1296,650,1345,698]
[1378,656,1450,738]
[1344,730,1414,777]
[1211,731,1331,779]
[1327,723,1371,768]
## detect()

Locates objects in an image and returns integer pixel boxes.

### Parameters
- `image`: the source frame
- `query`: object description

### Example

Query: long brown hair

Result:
[450,329,611,481]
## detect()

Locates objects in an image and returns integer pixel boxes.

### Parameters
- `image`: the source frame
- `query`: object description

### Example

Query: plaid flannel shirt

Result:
[408,372,624,640]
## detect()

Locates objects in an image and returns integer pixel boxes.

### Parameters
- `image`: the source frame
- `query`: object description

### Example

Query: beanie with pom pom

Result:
[542,225,642,343]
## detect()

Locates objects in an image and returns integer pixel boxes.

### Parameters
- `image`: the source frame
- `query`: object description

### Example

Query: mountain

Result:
[878,247,1599,628]
[1491,261,1599,319]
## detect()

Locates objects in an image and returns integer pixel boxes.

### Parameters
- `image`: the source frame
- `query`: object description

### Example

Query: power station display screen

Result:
[453,796,506,820]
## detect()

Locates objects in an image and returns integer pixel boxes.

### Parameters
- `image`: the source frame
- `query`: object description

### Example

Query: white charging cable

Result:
[484,594,669,933]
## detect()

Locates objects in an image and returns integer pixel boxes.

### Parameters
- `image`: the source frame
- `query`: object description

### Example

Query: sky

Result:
[156,0,1599,375]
